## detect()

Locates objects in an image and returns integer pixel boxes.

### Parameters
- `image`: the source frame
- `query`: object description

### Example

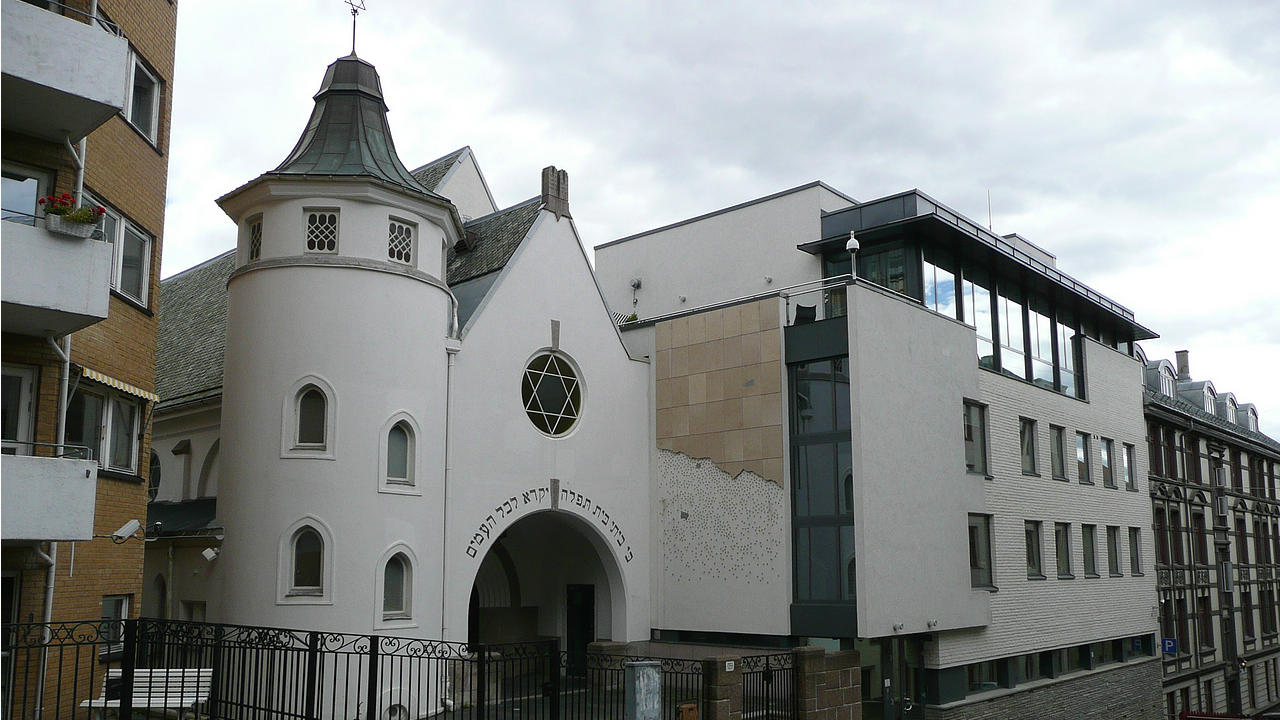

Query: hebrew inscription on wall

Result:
[464,484,634,563]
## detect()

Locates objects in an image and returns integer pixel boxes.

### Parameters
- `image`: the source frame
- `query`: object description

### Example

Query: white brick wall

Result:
[932,338,1159,667]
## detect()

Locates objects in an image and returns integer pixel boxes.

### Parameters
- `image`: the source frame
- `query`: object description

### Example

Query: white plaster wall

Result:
[235,195,449,280]
[151,404,221,501]
[593,184,851,319]
[655,450,790,634]
[847,282,990,637]
[217,258,451,636]
[444,210,652,644]
[434,151,497,221]
[142,544,223,620]
[930,338,1158,667]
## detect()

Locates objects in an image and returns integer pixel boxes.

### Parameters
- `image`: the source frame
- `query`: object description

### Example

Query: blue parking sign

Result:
[1161,637,1178,654]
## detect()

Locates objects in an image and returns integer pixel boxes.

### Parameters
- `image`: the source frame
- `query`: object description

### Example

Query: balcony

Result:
[1,218,114,336]
[1,0,129,143]
[1,453,98,541]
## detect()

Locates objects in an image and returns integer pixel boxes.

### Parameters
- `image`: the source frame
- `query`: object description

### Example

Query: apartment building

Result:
[1142,350,1280,718]
[2,0,177,640]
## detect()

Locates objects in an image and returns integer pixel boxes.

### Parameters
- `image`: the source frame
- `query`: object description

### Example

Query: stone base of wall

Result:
[923,657,1162,720]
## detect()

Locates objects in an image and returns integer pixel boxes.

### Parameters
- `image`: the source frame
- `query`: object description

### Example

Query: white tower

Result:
[214,54,463,635]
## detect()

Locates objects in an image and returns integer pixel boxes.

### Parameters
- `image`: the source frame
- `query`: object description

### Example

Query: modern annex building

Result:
[3,0,177,641]
[143,50,1271,720]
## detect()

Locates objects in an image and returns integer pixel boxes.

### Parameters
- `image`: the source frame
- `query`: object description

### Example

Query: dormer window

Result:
[1226,399,1237,425]
[1204,388,1216,414]
[305,209,339,253]
[1159,367,1176,397]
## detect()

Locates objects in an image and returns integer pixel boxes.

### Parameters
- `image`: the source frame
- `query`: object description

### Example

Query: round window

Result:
[521,352,582,436]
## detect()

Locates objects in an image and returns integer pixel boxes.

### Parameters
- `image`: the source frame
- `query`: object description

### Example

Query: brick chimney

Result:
[1175,350,1190,382]
[541,166,570,220]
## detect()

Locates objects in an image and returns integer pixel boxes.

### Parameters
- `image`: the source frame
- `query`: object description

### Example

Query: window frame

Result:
[304,208,341,254]
[100,594,130,657]
[124,52,161,143]
[289,527,324,596]
[1026,521,1045,579]
[1100,437,1115,488]
[1019,418,1038,476]
[65,385,142,473]
[2,364,37,456]
[968,514,994,589]
[1050,425,1067,480]
[376,548,417,627]
[277,517,334,605]
[1107,526,1123,576]
[281,376,337,460]
[1123,443,1137,491]
[246,214,263,262]
[1055,522,1074,579]
[963,401,988,476]
[387,216,417,267]
[1082,524,1098,578]
[1,161,52,226]
[1129,527,1144,576]
[378,412,421,495]
[85,192,152,307]
[1076,432,1092,484]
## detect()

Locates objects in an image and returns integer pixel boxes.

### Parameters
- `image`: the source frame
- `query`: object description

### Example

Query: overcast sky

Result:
[162,0,1280,436]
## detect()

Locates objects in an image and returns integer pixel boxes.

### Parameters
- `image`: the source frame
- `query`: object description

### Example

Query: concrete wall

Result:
[931,338,1157,667]
[0,456,98,541]
[846,281,990,637]
[594,184,851,320]
[443,209,652,644]
[924,657,1161,720]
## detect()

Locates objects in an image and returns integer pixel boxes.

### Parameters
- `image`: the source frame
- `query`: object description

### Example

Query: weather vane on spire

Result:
[344,0,365,55]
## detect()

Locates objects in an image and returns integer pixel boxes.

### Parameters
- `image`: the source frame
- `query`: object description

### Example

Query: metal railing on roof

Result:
[1,440,94,460]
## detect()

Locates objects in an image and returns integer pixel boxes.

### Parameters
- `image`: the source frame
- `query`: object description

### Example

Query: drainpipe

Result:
[36,334,71,720]
[440,347,457,641]
[168,542,176,620]
[62,137,87,207]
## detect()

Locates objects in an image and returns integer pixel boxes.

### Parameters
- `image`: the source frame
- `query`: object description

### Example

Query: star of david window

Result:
[522,353,581,436]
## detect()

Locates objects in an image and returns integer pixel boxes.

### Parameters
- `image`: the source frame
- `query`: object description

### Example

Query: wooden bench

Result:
[80,668,212,719]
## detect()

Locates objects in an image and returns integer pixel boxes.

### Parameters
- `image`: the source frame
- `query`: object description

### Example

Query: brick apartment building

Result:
[2,0,177,649]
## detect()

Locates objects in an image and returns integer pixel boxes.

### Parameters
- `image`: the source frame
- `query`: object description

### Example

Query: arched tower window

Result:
[296,387,327,447]
[291,527,323,595]
[383,553,411,619]
[386,422,414,484]
[148,451,162,501]
[304,209,339,253]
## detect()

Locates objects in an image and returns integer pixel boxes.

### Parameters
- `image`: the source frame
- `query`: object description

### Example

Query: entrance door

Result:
[565,584,594,676]
[881,637,925,720]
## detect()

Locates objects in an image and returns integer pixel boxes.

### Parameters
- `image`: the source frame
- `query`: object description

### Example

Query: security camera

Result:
[201,547,220,562]
[112,519,141,542]
[845,231,860,254]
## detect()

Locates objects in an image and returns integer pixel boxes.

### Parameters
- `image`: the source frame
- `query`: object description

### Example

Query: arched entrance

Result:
[468,510,626,659]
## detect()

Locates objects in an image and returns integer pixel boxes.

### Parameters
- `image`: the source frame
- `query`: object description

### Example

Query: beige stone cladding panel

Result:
[655,297,784,485]
[931,339,1157,668]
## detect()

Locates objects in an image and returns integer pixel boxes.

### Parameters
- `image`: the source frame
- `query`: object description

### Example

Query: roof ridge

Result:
[161,249,236,285]
[464,196,540,226]
[409,146,469,175]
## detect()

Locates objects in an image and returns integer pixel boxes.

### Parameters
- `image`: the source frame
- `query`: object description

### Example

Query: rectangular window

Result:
[922,247,958,319]
[859,247,907,295]
[248,215,263,262]
[2,163,51,226]
[1100,438,1115,487]
[1020,418,1037,475]
[1171,510,1185,565]
[305,209,340,253]
[126,55,160,142]
[1199,595,1214,648]
[963,402,987,475]
[1107,526,1122,576]
[1077,432,1091,484]
[1082,524,1098,577]
[1056,309,1080,398]
[2,365,36,455]
[387,217,417,266]
[1027,296,1054,389]
[1026,521,1044,578]
[1148,423,1164,478]
[1123,443,1136,490]
[962,267,994,370]
[996,284,1027,380]
[65,388,139,471]
[968,514,993,588]
[1129,527,1144,575]
[86,193,152,305]
[1244,591,1256,639]
[1193,512,1209,565]
[101,594,130,655]
[1050,425,1066,479]
[1055,522,1073,578]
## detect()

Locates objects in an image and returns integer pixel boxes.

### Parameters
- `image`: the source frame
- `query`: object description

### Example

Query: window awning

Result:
[80,367,159,402]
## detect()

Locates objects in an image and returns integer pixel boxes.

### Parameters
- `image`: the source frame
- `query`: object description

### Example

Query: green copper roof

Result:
[271,54,437,196]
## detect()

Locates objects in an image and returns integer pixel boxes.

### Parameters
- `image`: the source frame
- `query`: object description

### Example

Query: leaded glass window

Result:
[522,353,581,436]
[305,211,338,253]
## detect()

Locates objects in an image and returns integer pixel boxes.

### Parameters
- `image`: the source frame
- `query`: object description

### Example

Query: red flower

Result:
[61,193,71,200]
[95,206,106,215]
[37,198,46,205]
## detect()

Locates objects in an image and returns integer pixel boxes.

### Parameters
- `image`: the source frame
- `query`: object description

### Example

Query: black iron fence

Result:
[741,653,794,720]
[1,620,727,720]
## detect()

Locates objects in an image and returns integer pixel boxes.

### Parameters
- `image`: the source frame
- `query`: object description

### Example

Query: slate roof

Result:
[448,197,541,285]
[1145,388,1280,455]
[410,147,468,193]
[156,251,235,409]
[146,498,220,537]
[271,54,438,197]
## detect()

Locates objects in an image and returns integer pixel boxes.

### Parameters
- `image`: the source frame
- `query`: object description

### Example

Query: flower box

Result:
[45,215,97,239]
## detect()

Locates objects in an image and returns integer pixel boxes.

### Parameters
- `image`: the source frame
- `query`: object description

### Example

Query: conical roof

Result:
[271,54,435,195]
